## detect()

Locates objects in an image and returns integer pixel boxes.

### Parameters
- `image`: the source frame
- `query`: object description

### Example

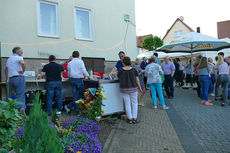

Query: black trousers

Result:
[164,75,174,97]
[144,76,147,88]
[186,74,195,86]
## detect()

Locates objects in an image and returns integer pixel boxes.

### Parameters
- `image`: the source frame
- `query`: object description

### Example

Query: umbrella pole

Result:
[190,45,194,88]
[191,52,193,87]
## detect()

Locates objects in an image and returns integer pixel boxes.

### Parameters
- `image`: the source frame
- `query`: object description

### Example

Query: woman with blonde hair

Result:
[133,58,145,106]
[215,55,229,106]
[197,57,213,106]
[208,57,215,96]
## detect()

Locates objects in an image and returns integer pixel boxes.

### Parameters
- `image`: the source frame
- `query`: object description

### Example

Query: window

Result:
[174,31,182,37]
[37,1,59,37]
[75,8,92,40]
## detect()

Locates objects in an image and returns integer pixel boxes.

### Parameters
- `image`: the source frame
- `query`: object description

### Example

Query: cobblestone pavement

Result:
[168,88,230,153]
[99,119,118,149]
[103,92,185,153]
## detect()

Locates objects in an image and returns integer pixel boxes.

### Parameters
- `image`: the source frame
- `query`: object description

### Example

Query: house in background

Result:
[137,34,153,55]
[217,20,230,39]
[0,0,137,81]
[162,17,194,45]
[160,17,230,65]
[217,20,230,57]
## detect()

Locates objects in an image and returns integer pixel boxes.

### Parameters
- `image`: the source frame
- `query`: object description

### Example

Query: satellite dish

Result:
[124,14,130,22]
[179,16,184,21]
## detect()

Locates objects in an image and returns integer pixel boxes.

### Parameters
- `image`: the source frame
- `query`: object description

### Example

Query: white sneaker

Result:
[64,105,70,113]
[56,111,62,115]
[163,106,169,110]
[210,93,215,97]
[153,106,157,109]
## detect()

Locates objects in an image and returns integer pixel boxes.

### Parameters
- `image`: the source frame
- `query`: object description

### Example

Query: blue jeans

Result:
[215,74,229,104]
[69,78,85,110]
[149,83,166,107]
[46,81,62,114]
[164,75,174,97]
[209,74,215,94]
[9,76,26,111]
[199,75,210,101]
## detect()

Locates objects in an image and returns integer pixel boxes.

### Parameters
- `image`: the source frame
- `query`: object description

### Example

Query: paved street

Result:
[103,88,230,153]
[169,88,230,153]
[103,91,185,153]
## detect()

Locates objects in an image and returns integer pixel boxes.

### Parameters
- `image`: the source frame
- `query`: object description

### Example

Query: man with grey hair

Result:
[5,47,26,116]
[161,56,175,99]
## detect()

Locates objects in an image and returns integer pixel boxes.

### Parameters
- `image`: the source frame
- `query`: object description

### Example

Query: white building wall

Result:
[0,0,137,61]
[163,21,192,45]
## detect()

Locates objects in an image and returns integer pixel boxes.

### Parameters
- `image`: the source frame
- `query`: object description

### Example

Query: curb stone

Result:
[102,119,121,153]
[166,97,204,153]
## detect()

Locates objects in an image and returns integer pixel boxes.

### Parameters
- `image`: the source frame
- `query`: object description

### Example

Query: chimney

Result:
[197,27,200,33]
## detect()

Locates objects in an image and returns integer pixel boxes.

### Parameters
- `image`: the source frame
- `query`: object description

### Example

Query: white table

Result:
[0,79,124,115]
[100,81,124,116]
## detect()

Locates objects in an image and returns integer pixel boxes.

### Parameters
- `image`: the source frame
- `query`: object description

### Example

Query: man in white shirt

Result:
[66,51,90,114]
[5,47,26,116]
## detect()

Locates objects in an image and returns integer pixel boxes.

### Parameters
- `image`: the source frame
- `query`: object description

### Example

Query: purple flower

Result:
[16,121,57,139]
[64,132,101,153]
[15,117,102,153]
[16,126,24,139]
[49,121,58,130]
[63,117,100,136]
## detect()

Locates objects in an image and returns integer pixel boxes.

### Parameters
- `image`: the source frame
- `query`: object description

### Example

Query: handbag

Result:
[210,77,215,84]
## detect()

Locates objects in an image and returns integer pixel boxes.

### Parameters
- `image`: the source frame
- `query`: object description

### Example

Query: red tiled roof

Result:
[137,34,153,48]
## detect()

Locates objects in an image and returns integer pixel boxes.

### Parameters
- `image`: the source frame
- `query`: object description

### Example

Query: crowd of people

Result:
[5,46,230,124]
[185,52,230,107]
[110,52,171,124]
[110,51,230,124]
[5,47,90,116]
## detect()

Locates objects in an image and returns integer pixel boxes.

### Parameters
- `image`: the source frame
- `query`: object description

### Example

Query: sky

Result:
[135,0,230,38]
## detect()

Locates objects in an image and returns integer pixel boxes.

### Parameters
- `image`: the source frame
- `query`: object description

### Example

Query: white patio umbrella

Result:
[137,51,190,59]
[157,32,230,83]
[157,32,230,53]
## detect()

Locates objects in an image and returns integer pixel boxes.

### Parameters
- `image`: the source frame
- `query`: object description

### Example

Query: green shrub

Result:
[0,100,23,153]
[14,93,63,153]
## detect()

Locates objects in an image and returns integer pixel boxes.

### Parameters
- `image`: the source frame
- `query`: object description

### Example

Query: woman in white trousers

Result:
[117,56,143,124]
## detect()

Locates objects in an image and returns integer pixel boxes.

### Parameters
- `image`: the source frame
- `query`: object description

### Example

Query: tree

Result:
[142,36,164,51]
[14,93,63,153]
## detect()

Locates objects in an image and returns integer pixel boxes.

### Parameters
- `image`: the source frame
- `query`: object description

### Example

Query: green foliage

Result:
[0,100,23,152]
[51,109,59,126]
[74,133,87,144]
[60,133,74,149]
[14,93,63,153]
[142,36,164,51]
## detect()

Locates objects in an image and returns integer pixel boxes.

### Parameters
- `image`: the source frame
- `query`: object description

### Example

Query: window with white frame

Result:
[37,1,59,37]
[75,8,92,40]
[174,30,182,37]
